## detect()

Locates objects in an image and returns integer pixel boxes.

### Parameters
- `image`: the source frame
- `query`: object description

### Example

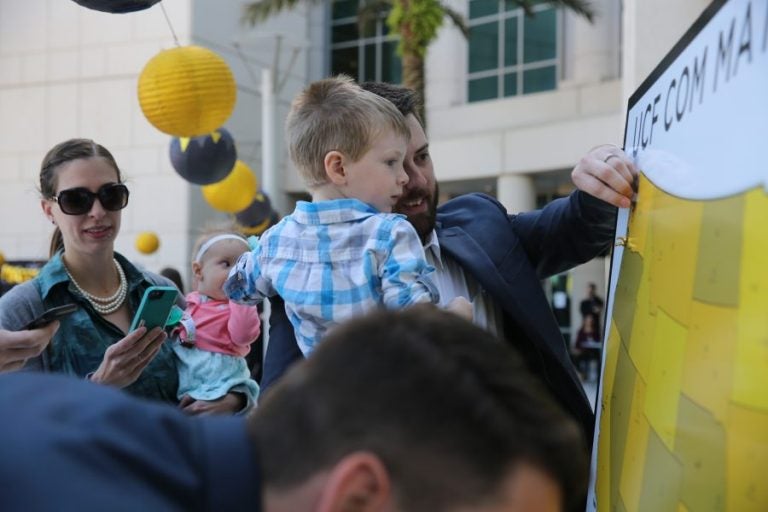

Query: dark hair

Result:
[360,81,423,124]
[159,267,185,294]
[250,305,588,511]
[40,139,122,257]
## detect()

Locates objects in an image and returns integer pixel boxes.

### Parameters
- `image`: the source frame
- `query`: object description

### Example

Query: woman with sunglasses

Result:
[0,139,248,413]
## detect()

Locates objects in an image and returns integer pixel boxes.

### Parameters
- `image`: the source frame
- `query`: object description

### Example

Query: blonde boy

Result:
[225,75,443,355]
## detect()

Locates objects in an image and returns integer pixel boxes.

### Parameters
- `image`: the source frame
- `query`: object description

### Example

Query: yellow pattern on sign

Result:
[726,404,768,511]
[598,181,768,511]
[619,378,649,512]
[644,307,687,451]
[733,189,768,411]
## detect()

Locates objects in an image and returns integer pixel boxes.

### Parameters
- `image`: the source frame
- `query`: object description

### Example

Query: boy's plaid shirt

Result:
[225,199,438,355]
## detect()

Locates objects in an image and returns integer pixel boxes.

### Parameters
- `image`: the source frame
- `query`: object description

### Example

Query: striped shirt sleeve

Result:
[224,240,274,305]
[379,218,439,308]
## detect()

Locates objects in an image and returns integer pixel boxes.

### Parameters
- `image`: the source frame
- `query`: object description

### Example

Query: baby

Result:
[173,228,261,403]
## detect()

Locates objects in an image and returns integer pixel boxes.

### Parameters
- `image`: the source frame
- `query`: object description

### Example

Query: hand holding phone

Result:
[24,304,79,330]
[0,324,60,372]
[90,320,168,388]
[129,286,179,332]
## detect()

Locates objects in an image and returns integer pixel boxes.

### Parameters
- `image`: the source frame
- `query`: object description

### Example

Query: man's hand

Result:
[179,392,246,416]
[0,322,59,372]
[572,144,638,208]
[446,297,473,322]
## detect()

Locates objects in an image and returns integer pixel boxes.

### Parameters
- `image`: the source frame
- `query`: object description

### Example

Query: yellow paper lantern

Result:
[202,160,258,213]
[138,46,236,137]
[135,232,160,254]
[0,251,5,266]
[0,263,40,285]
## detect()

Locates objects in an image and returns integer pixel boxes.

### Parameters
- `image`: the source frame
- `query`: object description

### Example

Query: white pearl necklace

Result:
[65,258,128,315]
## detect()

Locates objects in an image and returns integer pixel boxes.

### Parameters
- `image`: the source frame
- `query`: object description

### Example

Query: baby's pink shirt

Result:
[179,291,261,357]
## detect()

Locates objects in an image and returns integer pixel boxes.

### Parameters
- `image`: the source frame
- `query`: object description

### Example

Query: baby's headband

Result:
[194,234,249,263]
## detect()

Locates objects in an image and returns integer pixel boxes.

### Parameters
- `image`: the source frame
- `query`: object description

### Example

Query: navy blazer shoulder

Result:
[0,373,261,512]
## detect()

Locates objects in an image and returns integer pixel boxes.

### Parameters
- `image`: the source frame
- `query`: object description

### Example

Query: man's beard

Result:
[398,183,439,243]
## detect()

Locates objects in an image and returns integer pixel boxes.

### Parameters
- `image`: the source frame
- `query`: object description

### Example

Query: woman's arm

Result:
[0,323,59,372]
[0,281,50,371]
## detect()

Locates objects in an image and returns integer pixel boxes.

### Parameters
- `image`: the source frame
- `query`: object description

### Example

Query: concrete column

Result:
[497,174,535,214]
[262,67,286,216]
[561,0,620,85]
[424,0,468,112]
[622,0,711,102]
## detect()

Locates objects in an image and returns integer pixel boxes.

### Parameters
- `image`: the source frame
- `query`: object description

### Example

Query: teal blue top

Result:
[29,252,179,402]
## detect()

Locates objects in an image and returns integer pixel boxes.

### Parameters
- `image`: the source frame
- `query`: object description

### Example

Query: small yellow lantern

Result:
[138,46,236,137]
[202,160,258,213]
[135,232,160,254]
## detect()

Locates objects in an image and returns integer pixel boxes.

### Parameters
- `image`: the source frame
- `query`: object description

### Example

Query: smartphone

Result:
[25,303,79,330]
[129,286,179,332]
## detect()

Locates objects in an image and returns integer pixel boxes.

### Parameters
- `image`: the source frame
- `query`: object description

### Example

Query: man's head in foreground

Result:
[251,305,588,512]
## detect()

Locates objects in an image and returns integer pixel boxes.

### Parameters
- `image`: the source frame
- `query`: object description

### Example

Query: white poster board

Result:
[589,0,768,510]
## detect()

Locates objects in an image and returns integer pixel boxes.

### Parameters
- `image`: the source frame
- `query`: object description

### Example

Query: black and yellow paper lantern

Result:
[235,192,275,235]
[202,160,258,213]
[169,128,237,185]
[138,46,236,137]
[71,0,161,13]
[135,231,160,254]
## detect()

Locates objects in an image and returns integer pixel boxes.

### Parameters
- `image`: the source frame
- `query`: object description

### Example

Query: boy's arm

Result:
[224,247,272,305]
[379,220,439,308]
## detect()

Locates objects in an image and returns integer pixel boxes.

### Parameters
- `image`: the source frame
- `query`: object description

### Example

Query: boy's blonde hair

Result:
[286,75,411,189]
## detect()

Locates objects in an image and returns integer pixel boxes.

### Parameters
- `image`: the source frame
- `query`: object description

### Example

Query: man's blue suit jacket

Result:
[262,191,616,445]
[0,373,261,512]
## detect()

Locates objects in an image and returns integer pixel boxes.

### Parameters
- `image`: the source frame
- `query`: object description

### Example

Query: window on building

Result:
[330,0,402,83]
[467,0,559,102]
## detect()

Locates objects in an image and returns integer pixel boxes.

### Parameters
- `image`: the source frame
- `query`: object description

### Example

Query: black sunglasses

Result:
[52,183,130,216]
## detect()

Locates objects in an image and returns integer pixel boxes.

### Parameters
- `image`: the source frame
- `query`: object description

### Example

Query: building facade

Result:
[0,0,711,338]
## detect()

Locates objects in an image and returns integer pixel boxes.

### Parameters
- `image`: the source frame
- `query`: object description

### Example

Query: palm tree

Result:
[243,0,593,121]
